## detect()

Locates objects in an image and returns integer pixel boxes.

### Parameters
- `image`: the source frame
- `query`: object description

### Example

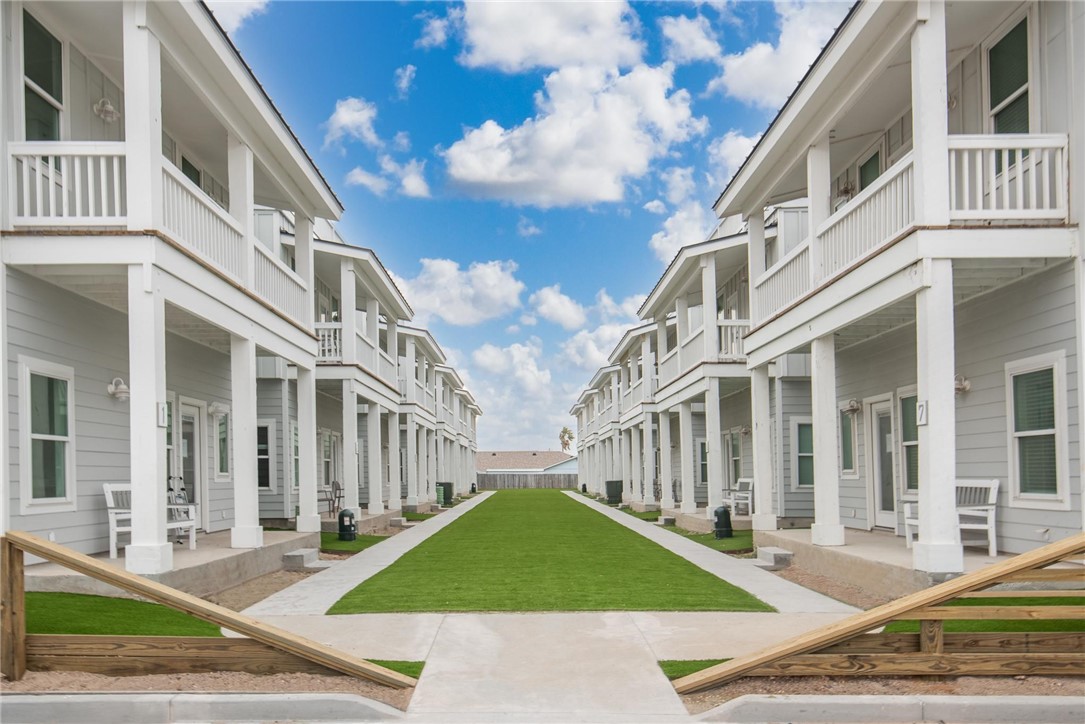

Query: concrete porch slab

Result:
[662,508,752,534]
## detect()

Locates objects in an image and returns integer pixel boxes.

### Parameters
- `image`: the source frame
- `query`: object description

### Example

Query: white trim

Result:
[980,4,1039,135]
[837,402,859,479]
[178,396,210,531]
[212,406,231,482]
[724,426,744,488]
[896,384,918,500]
[1005,350,1069,511]
[790,416,813,491]
[863,394,897,531]
[289,418,299,492]
[18,355,76,515]
[257,417,276,494]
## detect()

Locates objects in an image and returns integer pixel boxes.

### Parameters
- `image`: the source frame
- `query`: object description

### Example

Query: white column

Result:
[751,365,778,530]
[365,298,380,357]
[630,426,642,502]
[437,434,446,482]
[807,134,831,285]
[296,366,320,531]
[678,401,696,514]
[122,1,162,231]
[621,429,633,502]
[611,431,621,485]
[413,423,425,507]
[427,429,437,501]
[227,133,255,286]
[810,334,845,545]
[387,410,401,511]
[367,403,384,514]
[676,296,689,339]
[404,340,417,403]
[230,335,262,548]
[340,260,357,363]
[125,264,171,574]
[405,413,418,506]
[705,379,725,518]
[295,215,315,325]
[747,210,766,323]
[341,380,360,515]
[702,258,719,360]
[642,416,656,507]
[659,411,674,509]
[914,259,963,572]
[911,0,950,226]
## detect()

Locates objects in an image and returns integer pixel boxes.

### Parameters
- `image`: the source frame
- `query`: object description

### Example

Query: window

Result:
[793,419,814,488]
[257,422,273,491]
[839,409,857,476]
[729,433,742,486]
[180,156,201,187]
[1006,353,1068,509]
[899,394,919,494]
[988,17,1030,135]
[23,11,63,142]
[696,439,708,486]
[290,421,300,490]
[214,410,231,479]
[859,151,881,191]
[165,394,176,484]
[19,357,76,513]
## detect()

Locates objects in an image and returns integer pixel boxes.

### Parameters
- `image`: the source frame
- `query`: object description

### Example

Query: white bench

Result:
[722,478,753,516]
[103,483,197,558]
[903,479,999,557]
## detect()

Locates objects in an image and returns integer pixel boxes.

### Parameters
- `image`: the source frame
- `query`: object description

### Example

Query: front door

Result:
[180,404,207,530]
[869,401,896,528]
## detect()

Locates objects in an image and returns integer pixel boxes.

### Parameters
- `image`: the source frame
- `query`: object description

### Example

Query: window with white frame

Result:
[20,357,76,513]
[695,438,708,486]
[23,11,63,142]
[839,408,857,477]
[290,420,299,490]
[165,393,176,484]
[987,15,1030,136]
[792,418,813,488]
[1006,352,1068,509]
[214,409,231,479]
[257,420,275,491]
[728,432,742,486]
[899,394,919,494]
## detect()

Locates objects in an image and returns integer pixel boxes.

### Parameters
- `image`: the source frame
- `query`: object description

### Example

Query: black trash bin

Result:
[338,508,357,541]
[713,505,734,539]
[604,480,623,505]
[436,481,454,507]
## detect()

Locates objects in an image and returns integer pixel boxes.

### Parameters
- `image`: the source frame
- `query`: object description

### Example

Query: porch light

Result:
[954,374,972,395]
[106,377,130,401]
[739,425,751,437]
[93,98,120,123]
[209,401,229,416]
[843,399,862,415]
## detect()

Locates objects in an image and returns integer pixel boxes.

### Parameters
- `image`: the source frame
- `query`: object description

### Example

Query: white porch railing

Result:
[253,243,307,324]
[9,142,127,225]
[679,326,705,374]
[161,162,245,281]
[377,350,397,388]
[819,152,914,279]
[948,134,1068,221]
[755,239,810,321]
[356,330,377,371]
[718,319,751,361]
[315,322,342,361]
[659,348,680,390]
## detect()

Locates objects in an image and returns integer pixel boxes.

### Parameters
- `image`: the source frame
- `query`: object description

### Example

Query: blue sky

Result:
[208,0,851,451]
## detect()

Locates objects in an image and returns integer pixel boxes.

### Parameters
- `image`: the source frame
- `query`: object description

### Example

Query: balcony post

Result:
[230,334,263,549]
[405,412,418,508]
[655,319,668,360]
[806,134,831,285]
[122,1,162,230]
[678,400,696,514]
[914,258,963,572]
[387,410,401,511]
[810,334,845,546]
[341,380,360,516]
[404,338,417,403]
[340,259,357,363]
[705,378,725,518]
[642,417,657,508]
[227,133,254,286]
[366,298,380,357]
[641,335,655,399]
[676,296,689,341]
[702,258,719,360]
[427,427,438,502]
[366,403,384,514]
[911,0,950,226]
[747,210,765,323]
[751,365,777,531]
[659,411,674,509]
[610,430,621,490]
[387,318,399,377]
[296,365,320,531]
[630,425,642,503]
[295,215,315,325]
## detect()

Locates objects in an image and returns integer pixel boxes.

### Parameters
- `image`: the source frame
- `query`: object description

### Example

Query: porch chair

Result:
[319,480,344,515]
[103,483,197,558]
[722,478,754,516]
[902,479,999,557]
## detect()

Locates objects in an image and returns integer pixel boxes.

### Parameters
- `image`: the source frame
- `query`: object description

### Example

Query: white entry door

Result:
[180,403,208,530]
[869,400,897,528]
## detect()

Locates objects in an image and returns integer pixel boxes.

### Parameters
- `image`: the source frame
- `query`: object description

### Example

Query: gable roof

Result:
[476,451,575,473]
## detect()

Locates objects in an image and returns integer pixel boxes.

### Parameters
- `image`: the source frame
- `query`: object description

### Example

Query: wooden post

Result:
[1,538,26,681]
[919,620,944,653]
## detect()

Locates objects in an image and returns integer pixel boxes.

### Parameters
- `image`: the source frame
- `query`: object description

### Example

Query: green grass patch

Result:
[403,511,436,522]
[370,660,425,678]
[620,506,661,522]
[328,489,772,614]
[663,525,755,553]
[27,592,222,637]
[885,596,1085,633]
[320,531,389,553]
[658,659,727,680]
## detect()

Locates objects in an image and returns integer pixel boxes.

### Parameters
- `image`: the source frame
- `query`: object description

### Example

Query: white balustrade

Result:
[315,323,342,361]
[678,326,705,373]
[818,153,914,280]
[718,319,751,361]
[253,243,307,324]
[948,134,1068,221]
[754,241,810,322]
[161,162,245,280]
[659,348,680,390]
[9,142,127,225]
[377,350,397,387]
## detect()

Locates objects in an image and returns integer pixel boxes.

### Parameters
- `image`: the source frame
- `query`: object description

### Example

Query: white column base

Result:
[387,496,402,512]
[295,514,322,533]
[406,496,419,507]
[368,501,384,515]
[751,513,778,532]
[811,523,846,546]
[680,499,697,515]
[231,525,264,549]
[913,541,964,574]
[124,543,173,575]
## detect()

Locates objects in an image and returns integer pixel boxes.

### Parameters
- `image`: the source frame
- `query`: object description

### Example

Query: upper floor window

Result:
[988,17,1029,135]
[23,11,63,142]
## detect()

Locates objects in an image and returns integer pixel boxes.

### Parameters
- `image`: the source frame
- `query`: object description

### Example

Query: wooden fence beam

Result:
[1,539,27,681]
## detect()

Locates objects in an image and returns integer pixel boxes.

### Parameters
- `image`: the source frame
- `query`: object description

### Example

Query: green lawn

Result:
[328,489,772,614]
[27,592,222,636]
[320,531,389,553]
[403,511,436,522]
[662,526,755,553]
[658,659,727,680]
[885,596,1085,633]
[370,660,425,678]
[620,506,661,522]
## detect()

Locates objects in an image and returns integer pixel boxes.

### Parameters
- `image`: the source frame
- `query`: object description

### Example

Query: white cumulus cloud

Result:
[345,166,391,196]
[707,129,762,188]
[443,64,706,207]
[379,155,431,198]
[529,285,588,330]
[416,8,461,49]
[394,64,417,100]
[643,199,667,215]
[660,166,696,205]
[459,1,643,73]
[392,259,525,326]
[393,131,411,152]
[206,1,268,34]
[323,97,381,151]
[517,216,542,237]
[660,14,721,65]
[648,201,714,264]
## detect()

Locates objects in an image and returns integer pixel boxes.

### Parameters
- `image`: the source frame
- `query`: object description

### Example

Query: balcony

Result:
[718,319,751,361]
[314,321,398,389]
[753,134,1069,322]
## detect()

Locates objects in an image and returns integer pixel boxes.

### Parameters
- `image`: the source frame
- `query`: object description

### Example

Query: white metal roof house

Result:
[0,0,479,578]
[717,0,1083,577]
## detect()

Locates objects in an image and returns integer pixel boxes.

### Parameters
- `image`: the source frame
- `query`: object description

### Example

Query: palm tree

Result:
[559,426,574,453]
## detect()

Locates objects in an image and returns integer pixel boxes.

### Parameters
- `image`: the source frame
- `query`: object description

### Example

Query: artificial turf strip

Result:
[403,511,436,521]
[662,526,755,553]
[320,531,389,553]
[26,592,222,637]
[884,596,1085,633]
[328,489,773,614]
[658,659,727,680]
[370,660,425,678]
[620,506,661,522]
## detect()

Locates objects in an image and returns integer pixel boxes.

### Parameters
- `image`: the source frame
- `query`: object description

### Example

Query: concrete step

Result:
[656,516,677,526]
[753,546,794,571]
[283,548,333,571]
